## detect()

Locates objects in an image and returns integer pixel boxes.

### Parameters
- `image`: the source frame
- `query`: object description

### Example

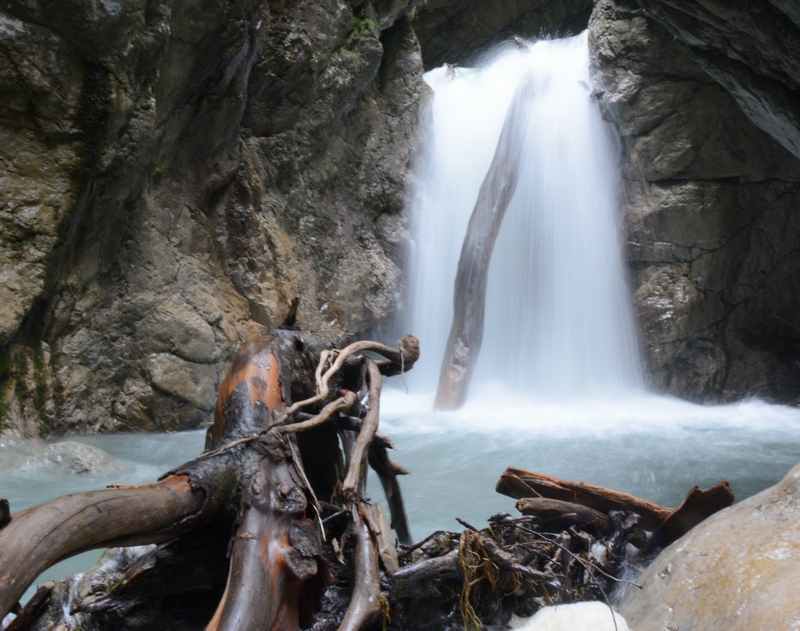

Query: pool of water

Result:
[3,388,800,601]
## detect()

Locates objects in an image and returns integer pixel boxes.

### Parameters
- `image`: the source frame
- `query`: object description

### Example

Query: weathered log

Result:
[497,468,671,528]
[5,583,52,631]
[342,360,382,500]
[656,481,734,546]
[516,497,610,532]
[338,505,382,631]
[205,334,325,631]
[392,549,460,599]
[369,442,412,545]
[0,470,231,619]
[435,77,534,410]
[207,452,321,631]
[498,468,733,544]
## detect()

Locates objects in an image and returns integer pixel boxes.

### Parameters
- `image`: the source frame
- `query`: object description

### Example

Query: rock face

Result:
[413,0,592,68]
[621,463,800,631]
[0,1,424,436]
[589,0,800,401]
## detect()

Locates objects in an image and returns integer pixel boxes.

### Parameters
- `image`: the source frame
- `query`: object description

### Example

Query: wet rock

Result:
[0,1,424,436]
[42,441,120,475]
[413,0,593,68]
[621,463,800,631]
[589,0,800,402]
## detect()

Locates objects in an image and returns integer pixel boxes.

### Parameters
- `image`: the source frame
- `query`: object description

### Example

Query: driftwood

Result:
[516,497,610,532]
[435,76,534,410]
[497,467,733,546]
[656,481,734,545]
[0,329,420,631]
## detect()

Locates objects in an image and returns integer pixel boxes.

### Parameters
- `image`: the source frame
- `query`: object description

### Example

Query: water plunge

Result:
[407,32,643,402]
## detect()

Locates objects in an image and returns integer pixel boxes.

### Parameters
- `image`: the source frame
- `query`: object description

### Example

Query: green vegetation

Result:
[349,15,378,43]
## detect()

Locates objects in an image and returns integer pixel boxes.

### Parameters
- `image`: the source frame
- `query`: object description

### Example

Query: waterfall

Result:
[405,31,644,402]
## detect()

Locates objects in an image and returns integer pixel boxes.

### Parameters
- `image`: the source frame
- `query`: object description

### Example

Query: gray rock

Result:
[621,463,800,631]
[590,0,800,402]
[0,1,425,436]
[413,0,593,68]
[42,441,120,475]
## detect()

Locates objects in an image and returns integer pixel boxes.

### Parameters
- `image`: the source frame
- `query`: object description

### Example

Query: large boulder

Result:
[621,463,800,630]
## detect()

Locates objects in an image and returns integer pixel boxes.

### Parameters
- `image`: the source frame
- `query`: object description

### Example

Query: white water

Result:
[406,32,642,399]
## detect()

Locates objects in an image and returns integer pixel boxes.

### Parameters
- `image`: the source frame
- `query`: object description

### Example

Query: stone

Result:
[511,602,630,631]
[42,441,120,475]
[621,463,800,631]
[590,0,800,402]
[0,0,425,437]
[145,353,218,412]
[413,0,593,68]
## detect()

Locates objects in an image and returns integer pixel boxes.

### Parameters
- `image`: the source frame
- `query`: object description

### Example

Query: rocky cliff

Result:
[589,0,800,402]
[0,0,423,435]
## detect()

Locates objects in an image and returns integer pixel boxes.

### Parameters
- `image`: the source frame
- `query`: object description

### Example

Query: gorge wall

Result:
[2,0,800,437]
[590,0,800,402]
[0,0,423,435]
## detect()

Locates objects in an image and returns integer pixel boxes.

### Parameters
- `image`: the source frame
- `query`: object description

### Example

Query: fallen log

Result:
[497,467,733,545]
[0,472,231,619]
[516,497,610,532]
[435,75,534,410]
[497,468,671,528]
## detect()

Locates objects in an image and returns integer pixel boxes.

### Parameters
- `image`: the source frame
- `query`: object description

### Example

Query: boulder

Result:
[512,602,630,631]
[621,463,800,631]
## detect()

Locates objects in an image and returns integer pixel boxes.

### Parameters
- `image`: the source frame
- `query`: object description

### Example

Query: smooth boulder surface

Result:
[621,463,800,631]
[511,602,630,631]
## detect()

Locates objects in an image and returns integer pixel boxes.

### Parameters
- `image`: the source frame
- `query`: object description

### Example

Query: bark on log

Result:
[392,549,460,599]
[0,472,228,619]
[5,583,52,631]
[498,468,733,544]
[435,76,534,410]
[497,468,671,529]
[369,443,412,545]
[338,506,382,631]
[656,481,733,546]
[515,497,610,532]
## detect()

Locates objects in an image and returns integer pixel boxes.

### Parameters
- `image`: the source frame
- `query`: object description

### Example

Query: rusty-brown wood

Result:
[657,481,734,545]
[499,468,733,544]
[497,467,672,529]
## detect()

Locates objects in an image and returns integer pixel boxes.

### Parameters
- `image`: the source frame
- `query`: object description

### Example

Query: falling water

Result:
[406,31,643,400]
